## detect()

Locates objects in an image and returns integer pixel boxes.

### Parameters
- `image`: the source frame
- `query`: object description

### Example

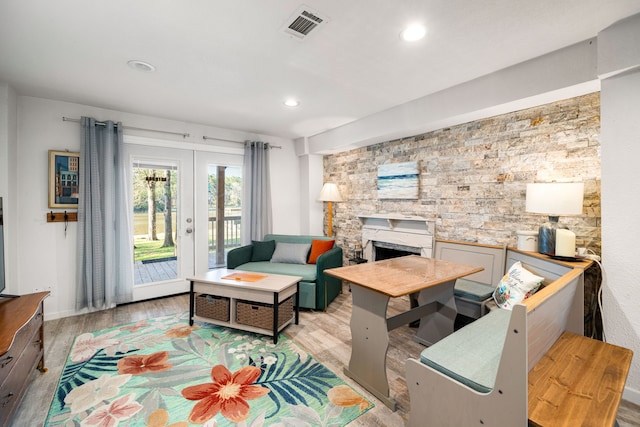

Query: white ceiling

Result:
[1,0,639,143]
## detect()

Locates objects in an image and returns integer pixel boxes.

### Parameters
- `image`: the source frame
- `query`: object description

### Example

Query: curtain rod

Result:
[202,135,282,149]
[62,117,190,138]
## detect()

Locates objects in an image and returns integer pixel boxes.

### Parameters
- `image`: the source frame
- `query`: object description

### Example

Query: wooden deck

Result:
[134,260,177,284]
[134,253,225,285]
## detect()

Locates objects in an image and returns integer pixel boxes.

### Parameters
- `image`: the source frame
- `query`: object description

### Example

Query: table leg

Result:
[295,282,300,325]
[344,284,397,410]
[412,280,457,347]
[273,292,279,344]
[189,281,195,326]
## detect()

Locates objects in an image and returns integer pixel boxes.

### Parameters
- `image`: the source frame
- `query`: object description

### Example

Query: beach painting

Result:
[377,161,419,199]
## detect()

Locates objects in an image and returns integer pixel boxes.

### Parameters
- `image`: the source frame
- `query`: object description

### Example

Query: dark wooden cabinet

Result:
[0,292,49,426]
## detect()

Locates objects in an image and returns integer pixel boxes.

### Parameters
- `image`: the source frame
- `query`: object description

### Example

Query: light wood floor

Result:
[11,288,640,426]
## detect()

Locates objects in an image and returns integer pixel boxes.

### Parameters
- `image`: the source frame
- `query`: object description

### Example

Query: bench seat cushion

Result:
[454,278,495,301]
[235,261,317,282]
[419,308,511,393]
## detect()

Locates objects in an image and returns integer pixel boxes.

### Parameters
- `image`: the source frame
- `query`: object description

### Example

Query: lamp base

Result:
[537,224,556,255]
[537,216,569,255]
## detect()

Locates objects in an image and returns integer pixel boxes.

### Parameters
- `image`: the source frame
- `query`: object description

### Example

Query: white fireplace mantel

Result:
[358,213,431,230]
[358,213,434,261]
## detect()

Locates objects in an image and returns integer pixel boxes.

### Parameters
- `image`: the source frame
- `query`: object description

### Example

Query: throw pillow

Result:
[270,242,311,265]
[307,239,335,264]
[492,261,544,310]
[251,240,276,262]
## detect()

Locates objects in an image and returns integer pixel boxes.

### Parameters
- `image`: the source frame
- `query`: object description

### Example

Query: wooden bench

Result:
[434,240,506,319]
[406,240,633,426]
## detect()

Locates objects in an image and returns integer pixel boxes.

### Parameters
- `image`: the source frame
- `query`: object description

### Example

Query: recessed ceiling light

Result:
[127,60,156,72]
[400,24,427,42]
[284,99,300,107]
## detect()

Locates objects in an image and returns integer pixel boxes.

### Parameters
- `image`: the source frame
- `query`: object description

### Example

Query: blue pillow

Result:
[270,242,311,265]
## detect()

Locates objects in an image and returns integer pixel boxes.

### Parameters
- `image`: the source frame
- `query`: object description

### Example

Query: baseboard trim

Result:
[623,386,640,406]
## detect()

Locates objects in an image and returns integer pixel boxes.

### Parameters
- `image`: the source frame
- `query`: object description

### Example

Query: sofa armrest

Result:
[316,246,342,271]
[315,246,344,310]
[227,244,253,269]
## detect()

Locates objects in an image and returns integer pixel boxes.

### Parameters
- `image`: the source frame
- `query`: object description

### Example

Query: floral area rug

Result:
[45,312,373,426]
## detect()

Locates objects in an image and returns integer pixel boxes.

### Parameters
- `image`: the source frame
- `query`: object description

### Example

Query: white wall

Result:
[304,39,599,154]
[307,155,324,236]
[601,70,640,405]
[0,84,9,197]
[11,96,299,319]
[297,152,324,235]
[599,13,640,405]
[268,142,303,234]
[0,83,17,293]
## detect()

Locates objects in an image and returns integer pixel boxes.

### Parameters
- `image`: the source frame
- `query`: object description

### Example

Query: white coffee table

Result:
[188,269,301,343]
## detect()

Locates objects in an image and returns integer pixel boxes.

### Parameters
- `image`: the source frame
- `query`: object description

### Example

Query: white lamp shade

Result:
[526,182,584,215]
[318,183,343,202]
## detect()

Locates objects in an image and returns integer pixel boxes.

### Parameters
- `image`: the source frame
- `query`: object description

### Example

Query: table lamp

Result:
[318,183,343,237]
[525,182,584,256]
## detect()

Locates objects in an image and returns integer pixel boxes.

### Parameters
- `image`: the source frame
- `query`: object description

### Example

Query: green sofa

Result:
[226,234,343,310]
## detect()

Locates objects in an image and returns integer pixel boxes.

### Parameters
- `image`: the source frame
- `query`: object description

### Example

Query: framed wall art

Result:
[377,161,419,199]
[49,150,80,208]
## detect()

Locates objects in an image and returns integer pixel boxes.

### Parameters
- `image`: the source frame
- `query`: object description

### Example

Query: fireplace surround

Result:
[359,213,434,261]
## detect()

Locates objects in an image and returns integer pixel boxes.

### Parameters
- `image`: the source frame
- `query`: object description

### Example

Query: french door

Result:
[195,152,244,273]
[126,145,194,301]
[125,143,244,302]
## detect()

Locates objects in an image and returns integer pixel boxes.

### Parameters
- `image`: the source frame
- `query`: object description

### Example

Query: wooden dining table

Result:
[325,255,483,410]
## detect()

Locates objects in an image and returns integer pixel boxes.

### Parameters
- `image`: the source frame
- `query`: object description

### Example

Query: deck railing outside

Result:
[209,214,241,268]
[209,214,242,251]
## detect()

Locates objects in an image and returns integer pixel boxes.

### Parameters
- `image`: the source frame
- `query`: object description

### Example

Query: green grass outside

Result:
[134,237,176,262]
[133,213,176,262]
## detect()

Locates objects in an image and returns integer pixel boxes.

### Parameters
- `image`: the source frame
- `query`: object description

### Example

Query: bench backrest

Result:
[525,269,584,370]
[434,240,506,286]
[506,250,584,370]
[435,241,585,371]
[505,250,571,284]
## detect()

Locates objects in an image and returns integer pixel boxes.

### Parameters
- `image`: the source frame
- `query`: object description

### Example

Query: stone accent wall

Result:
[324,93,601,261]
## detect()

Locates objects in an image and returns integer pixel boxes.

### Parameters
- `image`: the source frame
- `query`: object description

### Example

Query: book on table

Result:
[221,272,268,282]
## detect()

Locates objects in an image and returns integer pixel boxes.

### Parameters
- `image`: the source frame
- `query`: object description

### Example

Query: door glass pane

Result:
[133,162,178,284]
[208,165,242,268]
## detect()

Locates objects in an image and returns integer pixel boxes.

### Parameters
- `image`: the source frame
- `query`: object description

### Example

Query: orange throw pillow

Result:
[307,239,335,264]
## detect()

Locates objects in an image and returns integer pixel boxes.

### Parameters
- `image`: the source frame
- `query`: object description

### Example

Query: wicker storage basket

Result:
[195,294,230,322]
[236,297,294,330]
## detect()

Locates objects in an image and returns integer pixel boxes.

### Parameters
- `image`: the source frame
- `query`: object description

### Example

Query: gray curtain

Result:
[242,141,272,243]
[76,117,133,311]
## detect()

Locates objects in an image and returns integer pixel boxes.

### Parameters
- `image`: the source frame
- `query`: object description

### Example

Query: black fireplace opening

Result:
[373,244,420,261]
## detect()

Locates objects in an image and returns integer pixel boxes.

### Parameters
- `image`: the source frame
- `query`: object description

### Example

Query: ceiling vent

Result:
[282,6,328,40]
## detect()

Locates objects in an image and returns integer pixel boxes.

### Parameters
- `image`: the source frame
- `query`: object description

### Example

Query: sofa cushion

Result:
[454,278,495,301]
[251,240,276,262]
[419,308,511,393]
[270,242,311,265]
[307,239,335,264]
[236,262,317,282]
